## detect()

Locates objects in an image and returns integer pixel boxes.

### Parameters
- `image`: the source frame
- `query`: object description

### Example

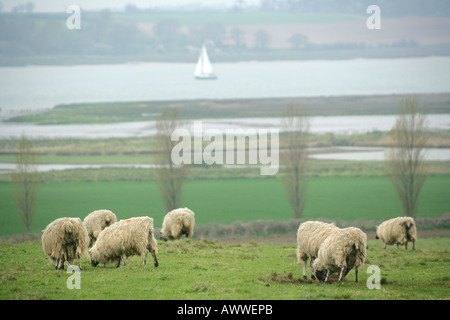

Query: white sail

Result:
[194,45,217,79]
[194,48,204,76]
[200,45,213,74]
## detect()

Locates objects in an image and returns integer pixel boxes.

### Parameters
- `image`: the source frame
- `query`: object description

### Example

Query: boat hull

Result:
[195,74,218,80]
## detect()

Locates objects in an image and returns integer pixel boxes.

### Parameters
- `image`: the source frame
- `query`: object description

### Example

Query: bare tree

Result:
[254,29,271,50]
[386,97,429,218]
[281,105,310,219]
[154,107,190,211]
[11,134,39,233]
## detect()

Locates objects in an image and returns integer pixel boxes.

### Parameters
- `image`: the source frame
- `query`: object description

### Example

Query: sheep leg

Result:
[412,239,416,251]
[301,260,307,280]
[77,253,81,270]
[58,256,65,270]
[142,252,147,265]
[55,258,60,270]
[338,267,346,282]
[310,258,316,280]
[115,258,121,268]
[405,242,408,250]
[151,250,159,268]
[383,243,387,249]
[121,256,126,266]
[324,270,330,283]
[355,266,359,283]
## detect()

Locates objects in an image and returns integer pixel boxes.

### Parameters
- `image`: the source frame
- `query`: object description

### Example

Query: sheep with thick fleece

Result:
[296,221,339,280]
[42,217,89,270]
[160,207,195,241]
[90,216,158,268]
[313,227,367,283]
[376,217,417,250]
[83,209,117,247]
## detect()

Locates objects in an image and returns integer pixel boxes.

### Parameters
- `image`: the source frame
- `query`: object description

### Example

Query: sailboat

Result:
[194,45,217,80]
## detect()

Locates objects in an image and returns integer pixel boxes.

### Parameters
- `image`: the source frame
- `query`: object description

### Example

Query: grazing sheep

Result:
[376,217,417,250]
[160,207,195,241]
[42,217,89,270]
[313,227,367,283]
[83,209,117,247]
[296,221,339,280]
[90,216,158,268]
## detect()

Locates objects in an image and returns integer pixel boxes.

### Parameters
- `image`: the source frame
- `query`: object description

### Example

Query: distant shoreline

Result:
[5,92,450,125]
[1,46,450,67]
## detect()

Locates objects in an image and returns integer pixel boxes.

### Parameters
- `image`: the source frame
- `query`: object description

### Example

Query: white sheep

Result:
[296,221,339,280]
[376,217,417,250]
[160,207,195,241]
[313,227,367,283]
[41,217,89,270]
[89,216,158,268]
[83,209,117,247]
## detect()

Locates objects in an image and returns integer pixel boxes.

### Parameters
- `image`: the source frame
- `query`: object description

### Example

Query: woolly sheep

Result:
[160,207,195,241]
[83,209,117,247]
[313,227,367,283]
[296,221,339,280]
[42,217,89,270]
[376,217,417,250]
[90,216,159,268]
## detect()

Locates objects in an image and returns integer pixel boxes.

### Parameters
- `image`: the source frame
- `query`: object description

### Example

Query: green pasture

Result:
[0,237,449,300]
[11,11,360,27]
[1,174,449,237]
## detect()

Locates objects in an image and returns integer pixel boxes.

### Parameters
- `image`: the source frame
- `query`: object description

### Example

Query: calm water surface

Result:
[1,57,450,111]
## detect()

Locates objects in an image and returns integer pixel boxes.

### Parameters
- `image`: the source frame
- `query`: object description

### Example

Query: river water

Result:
[1,114,449,139]
[1,56,450,112]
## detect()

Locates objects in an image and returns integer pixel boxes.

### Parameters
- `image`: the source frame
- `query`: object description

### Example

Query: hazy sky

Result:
[2,0,261,12]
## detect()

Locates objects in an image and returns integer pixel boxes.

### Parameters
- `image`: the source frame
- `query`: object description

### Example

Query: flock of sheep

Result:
[41,207,195,270]
[41,208,417,284]
[296,216,417,283]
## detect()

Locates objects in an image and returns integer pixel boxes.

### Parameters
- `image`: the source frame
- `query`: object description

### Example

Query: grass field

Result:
[0,237,449,300]
[2,92,449,300]
[7,93,450,124]
[113,11,361,26]
[1,174,449,237]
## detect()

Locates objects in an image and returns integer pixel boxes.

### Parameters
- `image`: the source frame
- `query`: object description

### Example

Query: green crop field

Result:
[1,174,449,237]
[0,237,449,300]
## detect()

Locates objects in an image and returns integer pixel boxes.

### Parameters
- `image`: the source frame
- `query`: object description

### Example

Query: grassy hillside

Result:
[1,174,449,237]
[0,237,449,300]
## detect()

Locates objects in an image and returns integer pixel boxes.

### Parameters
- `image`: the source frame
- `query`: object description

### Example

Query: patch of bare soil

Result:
[212,229,450,244]
[259,271,350,285]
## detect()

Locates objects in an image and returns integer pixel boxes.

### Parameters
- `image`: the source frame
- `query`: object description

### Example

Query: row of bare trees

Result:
[12,97,428,234]
[282,97,429,219]
[150,97,430,219]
